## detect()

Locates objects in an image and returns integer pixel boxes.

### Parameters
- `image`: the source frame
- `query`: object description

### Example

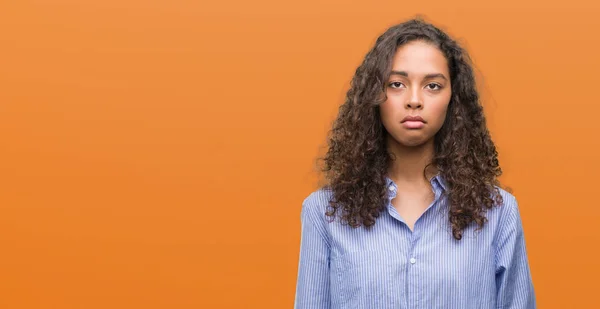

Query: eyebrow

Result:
[390,70,448,81]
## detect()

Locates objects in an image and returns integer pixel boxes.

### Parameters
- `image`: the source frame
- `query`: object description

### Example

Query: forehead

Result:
[391,41,449,75]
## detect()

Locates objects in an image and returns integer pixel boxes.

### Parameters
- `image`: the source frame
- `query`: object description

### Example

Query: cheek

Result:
[380,94,405,114]
[430,93,451,122]
[430,104,450,128]
[379,101,397,124]
[436,104,449,118]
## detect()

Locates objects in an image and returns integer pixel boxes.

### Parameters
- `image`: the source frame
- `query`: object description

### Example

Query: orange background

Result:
[1,0,599,308]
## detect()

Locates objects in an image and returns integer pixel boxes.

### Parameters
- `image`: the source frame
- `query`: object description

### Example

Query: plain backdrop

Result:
[1,0,600,308]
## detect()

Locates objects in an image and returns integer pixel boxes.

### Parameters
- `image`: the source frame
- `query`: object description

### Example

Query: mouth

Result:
[402,120,425,129]
[401,116,426,129]
[401,115,425,123]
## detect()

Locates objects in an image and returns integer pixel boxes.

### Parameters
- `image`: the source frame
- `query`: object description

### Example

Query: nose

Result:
[405,88,423,109]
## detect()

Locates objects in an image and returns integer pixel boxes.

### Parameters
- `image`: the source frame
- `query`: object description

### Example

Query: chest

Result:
[328,224,497,308]
[391,189,435,230]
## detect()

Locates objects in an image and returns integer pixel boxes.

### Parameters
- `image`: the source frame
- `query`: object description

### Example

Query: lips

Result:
[401,115,425,129]
[401,115,425,123]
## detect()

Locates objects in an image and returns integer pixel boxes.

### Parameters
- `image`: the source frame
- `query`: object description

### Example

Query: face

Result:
[380,40,452,148]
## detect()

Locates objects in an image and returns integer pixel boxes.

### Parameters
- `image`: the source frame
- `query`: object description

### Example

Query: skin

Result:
[379,40,452,230]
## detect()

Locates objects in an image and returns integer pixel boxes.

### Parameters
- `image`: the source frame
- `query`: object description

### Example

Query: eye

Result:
[426,83,442,91]
[389,82,404,89]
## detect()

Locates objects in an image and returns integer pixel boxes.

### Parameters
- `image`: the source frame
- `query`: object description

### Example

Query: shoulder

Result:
[493,186,520,219]
[477,186,522,236]
[299,187,334,244]
[489,186,526,245]
[301,187,334,222]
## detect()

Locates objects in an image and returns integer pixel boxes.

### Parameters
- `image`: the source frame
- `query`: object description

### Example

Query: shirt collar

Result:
[385,173,448,192]
[432,174,448,191]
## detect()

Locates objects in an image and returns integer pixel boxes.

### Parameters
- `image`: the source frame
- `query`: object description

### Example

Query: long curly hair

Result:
[318,16,507,240]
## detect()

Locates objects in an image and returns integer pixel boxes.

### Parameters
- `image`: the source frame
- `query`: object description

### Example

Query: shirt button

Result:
[410,258,416,264]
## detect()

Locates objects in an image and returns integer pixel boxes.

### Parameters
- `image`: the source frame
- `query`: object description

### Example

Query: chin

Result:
[399,140,427,147]
[396,134,433,147]
[385,128,434,148]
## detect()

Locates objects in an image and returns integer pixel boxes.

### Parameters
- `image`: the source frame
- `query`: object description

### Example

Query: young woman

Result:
[294,17,536,309]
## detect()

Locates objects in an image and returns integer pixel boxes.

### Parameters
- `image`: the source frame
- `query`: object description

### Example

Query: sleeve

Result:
[495,194,536,309]
[293,195,331,309]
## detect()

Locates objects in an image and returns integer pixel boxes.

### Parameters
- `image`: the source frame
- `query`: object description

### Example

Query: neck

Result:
[386,134,438,185]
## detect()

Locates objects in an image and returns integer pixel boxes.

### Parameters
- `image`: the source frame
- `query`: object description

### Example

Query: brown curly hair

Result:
[318,16,507,240]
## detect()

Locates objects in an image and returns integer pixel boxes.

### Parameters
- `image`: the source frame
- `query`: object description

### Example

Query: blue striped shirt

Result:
[294,174,535,309]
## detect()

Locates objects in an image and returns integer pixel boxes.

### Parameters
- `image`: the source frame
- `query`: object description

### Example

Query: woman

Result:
[294,17,536,309]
